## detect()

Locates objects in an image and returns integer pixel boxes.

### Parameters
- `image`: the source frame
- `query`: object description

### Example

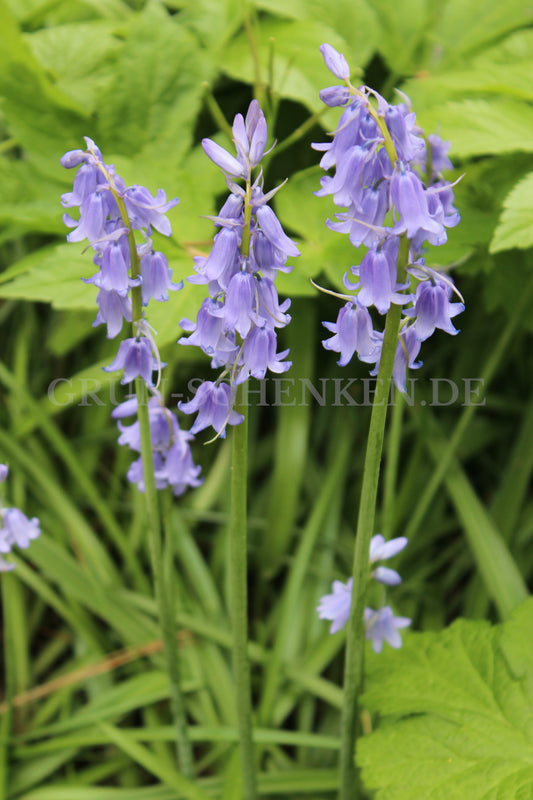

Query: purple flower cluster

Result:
[178,101,299,437]
[315,44,464,392]
[317,534,410,653]
[112,392,202,495]
[61,138,201,495]
[61,137,181,339]
[0,465,41,572]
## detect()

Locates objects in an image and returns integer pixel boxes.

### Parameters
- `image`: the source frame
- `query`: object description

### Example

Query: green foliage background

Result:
[0,0,532,797]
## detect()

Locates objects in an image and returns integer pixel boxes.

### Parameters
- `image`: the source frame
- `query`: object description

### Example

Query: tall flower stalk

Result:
[313,45,464,798]
[61,140,201,776]
[179,100,299,799]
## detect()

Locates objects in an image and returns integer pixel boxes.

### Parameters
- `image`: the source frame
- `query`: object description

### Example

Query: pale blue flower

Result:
[364,606,411,653]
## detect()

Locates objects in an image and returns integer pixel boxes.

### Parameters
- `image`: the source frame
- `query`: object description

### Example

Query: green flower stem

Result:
[338,235,409,800]
[111,189,193,778]
[134,377,193,778]
[228,176,257,800]
[229,381,257,800]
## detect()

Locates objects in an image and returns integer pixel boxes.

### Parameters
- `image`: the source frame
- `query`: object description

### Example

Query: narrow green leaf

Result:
[423,418,528,620]
[99,723,212,800]
[8,749,78,795]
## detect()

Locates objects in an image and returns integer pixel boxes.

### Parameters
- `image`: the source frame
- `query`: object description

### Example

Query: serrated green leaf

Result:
[10,0,132,25]
[358,599,533,800]
[23,22,120,114]
[0,158,67,234]
[177,0,245,49]
[0,0,89,173]
[96,4,214,167]
[0,240,207,348]
[490,172,533,253]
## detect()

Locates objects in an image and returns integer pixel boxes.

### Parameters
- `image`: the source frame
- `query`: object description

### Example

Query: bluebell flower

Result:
[347,242,410,315]
[390,326,423,394]
[318,534,410,646]
[322,302,380,367]
[369,533,408,585]
[319,43,350,80]
[112,393,202,495]
[92,287,132,339]
[140,249,183,305]
[63,138,201,496]
[319,86,351,107]
[391,166,445,242]
[315,43,464,393]
[0,465,41,571]
[364,606,411,653]
[179,298,237,362]
[236,325,291,383]
[62,137,181,341]
[317,578,353,634]
[202,100,269,182]
[103,337,163,386]
[179,381,244,438]
[404,277,464,341]
[123,185,179,236]
[179,101,298,436]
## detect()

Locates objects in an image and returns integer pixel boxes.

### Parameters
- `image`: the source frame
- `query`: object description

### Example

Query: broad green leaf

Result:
[0,159,66,235]
[96,4,214,167]
[358,598,533,800]
[274,167,356,290]
[418,99,533,158]
[402,39,533,109]
[23,22,121,114]
[366,0,431,75]
[490,172,533,253]
[176,0,245,49]
[0,0,89,174]
[8,0,132,24]
[0,243,104,308]
[433,0,533,65]
[255,0,378,70]
[0,241,207,349]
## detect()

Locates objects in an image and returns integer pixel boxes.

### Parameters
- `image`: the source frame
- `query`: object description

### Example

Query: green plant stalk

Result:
[111,188,193,777]
[229,381,256,800]
[0,576,14,799]
[338,236,409,800]
[228,177,257,799]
